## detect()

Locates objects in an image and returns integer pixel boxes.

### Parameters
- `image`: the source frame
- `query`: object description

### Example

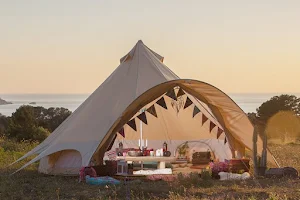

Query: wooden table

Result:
[116,156,176,169]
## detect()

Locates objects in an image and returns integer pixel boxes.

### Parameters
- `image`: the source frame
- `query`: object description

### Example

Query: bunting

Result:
[192,106,201,118]
[209,121,216,132]
[118,127,125,138]
[217,127,223,139]
[184,97,193,109]
[146,105,158,118]
[156,97,167,109]
[127,118,137,131]
[177,88,185,98]
[202,114,208,125]
[224,137,227,144]
[165,89,177,101]
[137,112,148,125]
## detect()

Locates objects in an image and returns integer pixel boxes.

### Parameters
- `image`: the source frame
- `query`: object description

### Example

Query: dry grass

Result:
[269,143,300,172]
[0,139,300,200]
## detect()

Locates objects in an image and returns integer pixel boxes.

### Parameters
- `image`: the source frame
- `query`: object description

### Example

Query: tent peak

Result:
[120,40,164,63]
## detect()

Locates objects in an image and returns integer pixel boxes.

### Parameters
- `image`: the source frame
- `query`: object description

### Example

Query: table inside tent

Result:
[116,156,176,169]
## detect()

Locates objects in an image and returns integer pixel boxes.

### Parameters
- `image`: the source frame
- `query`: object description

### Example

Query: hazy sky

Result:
[1,1,299,94]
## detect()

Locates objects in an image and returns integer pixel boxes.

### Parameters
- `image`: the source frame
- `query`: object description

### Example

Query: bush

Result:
[0,137,39,171]
[31,127,50,142]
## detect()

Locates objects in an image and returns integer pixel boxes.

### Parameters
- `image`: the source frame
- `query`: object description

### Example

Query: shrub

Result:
[32,127,50,142]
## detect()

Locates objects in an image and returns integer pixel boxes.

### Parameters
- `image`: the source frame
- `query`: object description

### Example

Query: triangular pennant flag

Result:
[184,97,193,109]
[156,97,167,109]
[217,127,223,139]
[137,112,148,125]
[118,127,125,138]
[177,88,185,98]
[146,105,158,118]
[224,137,227,144]
[165,89,177,101]
[127,118,137,131]
[202,114,208,125]
[192,106,201,118]
[209,121,216,132]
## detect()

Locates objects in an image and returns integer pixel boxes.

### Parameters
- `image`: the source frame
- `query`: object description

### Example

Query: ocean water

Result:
[0,93,299,117]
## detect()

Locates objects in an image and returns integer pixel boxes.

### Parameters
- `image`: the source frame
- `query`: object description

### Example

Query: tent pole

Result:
[140,109,144,170]
[140,109,143,149]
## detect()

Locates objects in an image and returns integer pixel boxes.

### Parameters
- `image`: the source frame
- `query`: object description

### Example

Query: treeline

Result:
[248,94,300,141]
[0,94,299,143]
[0,106,71,142]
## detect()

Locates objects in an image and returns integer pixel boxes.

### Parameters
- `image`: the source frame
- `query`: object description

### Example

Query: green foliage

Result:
[201,169,212,181]
[0,137,39,152]
[7,106,37,141]
[33,106,72,132]
[4,105,71,142]
[0,114,10,137]
[256,94,300,123]
[32,127,50,142]
[0,137,39,171]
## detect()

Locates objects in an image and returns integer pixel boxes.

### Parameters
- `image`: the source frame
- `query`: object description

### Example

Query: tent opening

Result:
[93,86,235,165]
[39,149,82,175]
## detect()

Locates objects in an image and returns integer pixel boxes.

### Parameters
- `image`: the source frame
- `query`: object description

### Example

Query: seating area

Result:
[91,144,251,180]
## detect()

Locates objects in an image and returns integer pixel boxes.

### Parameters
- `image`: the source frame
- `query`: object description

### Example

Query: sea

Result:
[0,93,299,117]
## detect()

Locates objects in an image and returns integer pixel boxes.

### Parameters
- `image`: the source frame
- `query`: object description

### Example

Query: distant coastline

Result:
[0,93,299,117]
[0,98,12,105]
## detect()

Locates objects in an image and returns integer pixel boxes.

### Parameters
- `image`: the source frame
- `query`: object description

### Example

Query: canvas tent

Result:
[11,40,277,175]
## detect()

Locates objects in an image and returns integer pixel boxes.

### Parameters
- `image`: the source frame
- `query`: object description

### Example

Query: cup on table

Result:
[150,151,154,156]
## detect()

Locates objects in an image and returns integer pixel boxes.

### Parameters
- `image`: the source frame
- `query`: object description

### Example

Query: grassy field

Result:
[0,139,300,200]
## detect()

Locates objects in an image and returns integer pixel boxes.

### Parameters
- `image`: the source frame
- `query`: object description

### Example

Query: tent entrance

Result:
[95,87,233,164]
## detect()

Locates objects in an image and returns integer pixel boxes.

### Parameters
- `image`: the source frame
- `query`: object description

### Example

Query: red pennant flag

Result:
[202,114,208,125]
[137,112,148,125]
[217,127,223,139]
[156,97,168,109]
[146,105,158,118]
[184,97,193,109]
[224,137,227,144]
[209,121,216,133]
[127,118,137,131]
[118,127,125,138]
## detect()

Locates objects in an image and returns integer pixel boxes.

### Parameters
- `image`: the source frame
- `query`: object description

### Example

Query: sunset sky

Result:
[1,1,299,94]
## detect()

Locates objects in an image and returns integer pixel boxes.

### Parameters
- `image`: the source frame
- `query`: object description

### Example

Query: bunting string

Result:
[123,86,227,145]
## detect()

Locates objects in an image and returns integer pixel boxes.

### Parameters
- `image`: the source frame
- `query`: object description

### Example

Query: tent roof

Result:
[12,40,277,173]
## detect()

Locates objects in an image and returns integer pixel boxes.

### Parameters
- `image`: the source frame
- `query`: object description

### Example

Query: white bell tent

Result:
[11,40,277,175]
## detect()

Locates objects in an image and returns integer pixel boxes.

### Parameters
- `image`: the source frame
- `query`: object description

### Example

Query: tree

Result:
[247,112,258,125]
[256,94,300,124]
[39,107,71,132]
[6,105,72,142]
[7,106,37,141]
[0,113,10,137]
[32,126,50,142]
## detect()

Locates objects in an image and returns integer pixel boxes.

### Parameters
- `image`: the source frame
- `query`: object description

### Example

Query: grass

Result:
[0,138,300,200]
